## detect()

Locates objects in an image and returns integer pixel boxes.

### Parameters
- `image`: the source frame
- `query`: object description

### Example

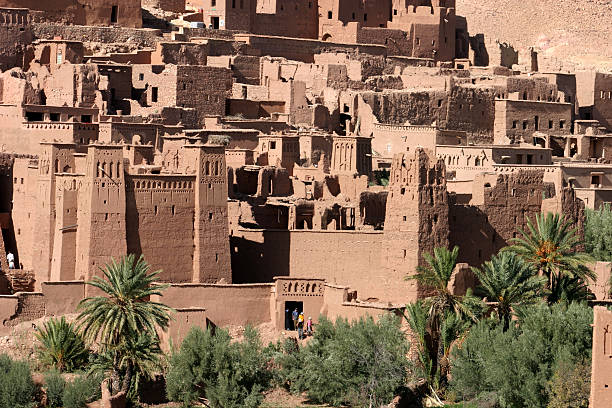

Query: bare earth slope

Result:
[458,0,612,71]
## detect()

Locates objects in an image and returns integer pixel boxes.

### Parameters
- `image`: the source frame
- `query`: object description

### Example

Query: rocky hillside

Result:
[457,0,612,71]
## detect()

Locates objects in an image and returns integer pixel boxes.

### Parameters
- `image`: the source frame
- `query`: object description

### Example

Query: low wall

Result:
[322,284,402,322]
[0,295,18,327]
[32,23,162,47]
[2,292,45,328]
[162,308,207,350]
[42,281,85,316]
[153,283,273,327]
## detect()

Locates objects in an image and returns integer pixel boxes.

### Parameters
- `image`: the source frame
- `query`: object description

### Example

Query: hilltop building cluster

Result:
[0,0,611,372]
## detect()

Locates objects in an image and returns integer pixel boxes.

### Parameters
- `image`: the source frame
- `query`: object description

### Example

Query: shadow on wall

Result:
[230,230,291,283]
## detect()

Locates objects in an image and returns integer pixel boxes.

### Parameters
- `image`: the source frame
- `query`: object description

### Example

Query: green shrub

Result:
[547,359,590,408]
[276,315,409,408]
[450,302,593,408]
[44,369,66,408]
[0,354,37,408]
[585,204,612,261]
[62,372,103,408]
[166,326,272,408]
[36,317,89,372]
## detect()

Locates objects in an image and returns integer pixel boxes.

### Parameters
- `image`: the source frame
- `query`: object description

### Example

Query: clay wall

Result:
[589,262,611,301]
[0,0,142,27]
[0,295,18,328]
[32,24,161,48]
[126,175,197,283]
[253,0,318,38]
[98,122,159,146]
[230,228,387,300]
[446,85,496,144]
[0,8,32,71]
[449,171,556,266]
[2,292,44,326]
[161,308,207,351]
[41,281,84,316]
[43,64,100,108]
[235,34,386,64]
[493,99,572,144]
[11,157,37,271]
[593,73,612,131]
[152,283,273,326]
[143,0,186,12]
[590,306,612,408]
[150,42,208,66]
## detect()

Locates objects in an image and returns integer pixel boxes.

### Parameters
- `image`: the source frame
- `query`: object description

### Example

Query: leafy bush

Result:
[166,326,272,408]
[62,372,103,408]
[547,360,590,408]
[585,204,612,262]
[36,317,89,372]
[44,369,66,408]
[0,354,37,408]
[276,315,409,408]
[450,302,593,408]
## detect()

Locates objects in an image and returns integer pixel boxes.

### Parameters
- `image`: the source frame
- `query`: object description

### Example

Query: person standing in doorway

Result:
[292,308,299,331]
[6,252,15,269]
[297,312,305,340]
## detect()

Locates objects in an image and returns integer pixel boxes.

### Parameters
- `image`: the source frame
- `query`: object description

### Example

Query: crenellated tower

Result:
[75,144,127,290]
[184,143,232,283]
[382,147,449,301]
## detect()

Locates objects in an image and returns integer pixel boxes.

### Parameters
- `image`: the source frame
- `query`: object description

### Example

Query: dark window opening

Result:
[270,141,277,149]
[138,73,144,81]
[110,5,118,23]
[527,155,533,164]
[352,12,355,19]
[25,111,43,122]
[151,87,158,103]
[50,113,60,122]
[512,120,518,128]
[592,175,601,186]
[363,13,367,21]
[81,115,92,123]
[534,115,539,131]
[559,120,565,129]
[211,16,219,29]
[437,99,442,107]
[328,11,332,19]
[232,0,235,7]
[393,9,397,15]
[211,0,216,6]
[416,37,420,45]
[522,121,528,130]
[549,120,553,129]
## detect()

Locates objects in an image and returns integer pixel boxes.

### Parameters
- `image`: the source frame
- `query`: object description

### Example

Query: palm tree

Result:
[472,252,547,331]
[76,254,172,395]
[406,246,484,393]
[505,213,594,287]
[408,246,480,329]
[35,316,89,372]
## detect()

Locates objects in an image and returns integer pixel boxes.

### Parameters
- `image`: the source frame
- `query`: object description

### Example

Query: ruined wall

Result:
[0,0,142,27]
[143,0,186,12]
[449,171,556,266]
[32,24,161,48]
[0,8,32,71]
[494,99,572,144]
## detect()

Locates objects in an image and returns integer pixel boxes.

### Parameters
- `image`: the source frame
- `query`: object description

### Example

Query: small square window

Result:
[559,120,565,129]
[139,73,144,81]
[393,9,397,15]
[512,120,518,129]
[548,120,553,129]
[270,141,277,149]
[522,121,528,130]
